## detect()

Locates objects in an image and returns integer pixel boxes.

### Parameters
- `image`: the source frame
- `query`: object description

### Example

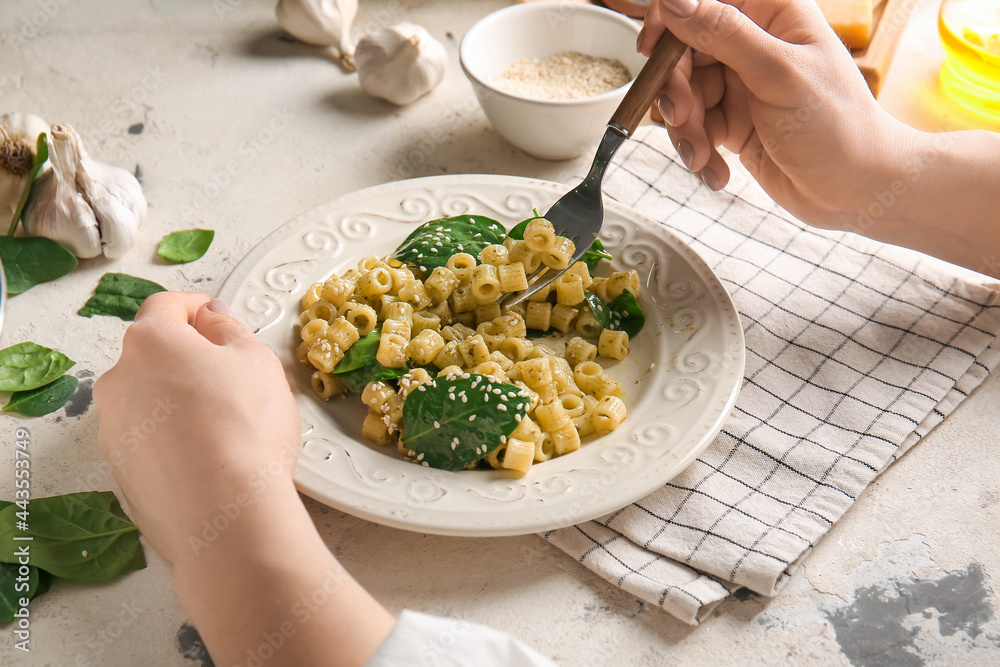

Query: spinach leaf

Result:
[579,238,613,272]
[331,326,409,393]
[582,291,612,330]
[583,290,645,339]
[0,237,78,295]
[3,375,79,417]
[0,342,75,392]
[78,272,166,320]
[504,216,535,241]
[157,229,215,264]
[608,289,645,339]
[0,562,40,624]
[0,492,146,583]
[505,215,612,271]
[0,500,51,625]
[391,215,505,272]
[7,133,49,237]
[401,374,530,471]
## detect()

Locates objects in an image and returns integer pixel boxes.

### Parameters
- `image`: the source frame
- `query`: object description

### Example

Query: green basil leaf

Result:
[7,133,49,237]
[331,326,409,393]
[0,237,78,295]
[582,291,612,331]
[157,229,215,264]
[391,215,505,272]
[0,342,75,392]
[78,272,166,321]
[401,374,530,471]
[506,216,612,270]
[0,492,146,584]
[3,375,79,417]
[608,289,645,339]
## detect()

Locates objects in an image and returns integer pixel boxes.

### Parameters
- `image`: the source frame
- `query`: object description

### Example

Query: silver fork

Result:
[501,28,688,309]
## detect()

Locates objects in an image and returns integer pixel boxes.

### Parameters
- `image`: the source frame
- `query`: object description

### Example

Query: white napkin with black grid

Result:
[542,125,1000,625]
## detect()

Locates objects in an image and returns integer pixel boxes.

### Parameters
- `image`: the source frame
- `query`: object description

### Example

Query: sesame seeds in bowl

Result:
[460,2,647,160]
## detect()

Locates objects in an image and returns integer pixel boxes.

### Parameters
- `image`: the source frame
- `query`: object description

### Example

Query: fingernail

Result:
[636,26,645,52]
[657,95,675,126]
[676,139,694,169]
[208,298,232,316]
[661,0,700,17]
[701,167,720,190]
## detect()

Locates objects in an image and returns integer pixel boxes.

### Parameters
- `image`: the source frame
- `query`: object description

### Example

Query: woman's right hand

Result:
[639,0,917,231]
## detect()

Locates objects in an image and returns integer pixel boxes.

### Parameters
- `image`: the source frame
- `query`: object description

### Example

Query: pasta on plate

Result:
[296,215,644,474]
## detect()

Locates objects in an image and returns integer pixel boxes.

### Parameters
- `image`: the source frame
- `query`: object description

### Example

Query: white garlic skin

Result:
[22,125,146,259]
[276,0,358,67]
[355,23,448,106]
[0,112,49,222]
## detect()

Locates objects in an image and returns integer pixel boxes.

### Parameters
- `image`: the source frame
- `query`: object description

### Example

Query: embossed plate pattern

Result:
[219,175,745,537]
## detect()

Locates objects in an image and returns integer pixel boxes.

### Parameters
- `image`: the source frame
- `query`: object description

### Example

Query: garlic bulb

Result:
[22,124,146,259]
[355,23,447,106]
[1,112,49,223]
[276,0,358,71]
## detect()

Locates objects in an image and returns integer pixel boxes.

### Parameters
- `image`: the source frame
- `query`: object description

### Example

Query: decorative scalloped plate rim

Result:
[219,174,744,537]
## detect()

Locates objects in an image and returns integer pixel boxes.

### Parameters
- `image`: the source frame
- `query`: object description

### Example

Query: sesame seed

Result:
[461,396,467,403]
[433,421,440,428]
[417,452,424,460]
[451,442,457,450]
[422,461,429,467]
[469,415,476,421]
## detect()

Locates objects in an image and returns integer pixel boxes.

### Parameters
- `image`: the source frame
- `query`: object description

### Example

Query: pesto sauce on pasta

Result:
[297,214,644,472]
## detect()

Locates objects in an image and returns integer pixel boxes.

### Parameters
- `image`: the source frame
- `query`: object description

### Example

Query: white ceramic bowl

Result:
[460,2,647,161]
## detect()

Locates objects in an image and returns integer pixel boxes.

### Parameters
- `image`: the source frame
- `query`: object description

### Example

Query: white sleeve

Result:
[365,609,557,667]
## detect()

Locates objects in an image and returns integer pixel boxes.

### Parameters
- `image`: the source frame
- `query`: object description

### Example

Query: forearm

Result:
[173,488,394,667]
[849,125,1000,278]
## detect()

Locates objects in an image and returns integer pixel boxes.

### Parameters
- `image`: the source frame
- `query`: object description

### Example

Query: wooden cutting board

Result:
[853,0,914,96]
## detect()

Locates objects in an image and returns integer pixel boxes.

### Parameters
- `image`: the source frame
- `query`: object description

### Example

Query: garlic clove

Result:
[355,23,448,106]
[24,133,102,258]
[276,0,358,70]
[0,112,49,222]
[63,128,147,259]
[22,124,145,259]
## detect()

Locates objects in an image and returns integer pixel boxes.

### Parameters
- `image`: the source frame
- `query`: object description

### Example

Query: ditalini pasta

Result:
[297,214,644,474]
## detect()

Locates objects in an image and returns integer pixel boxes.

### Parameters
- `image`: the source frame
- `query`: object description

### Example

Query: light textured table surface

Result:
[2,1,998,665]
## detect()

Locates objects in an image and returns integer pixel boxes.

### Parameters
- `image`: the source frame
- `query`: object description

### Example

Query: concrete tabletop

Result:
[2,1,998,665]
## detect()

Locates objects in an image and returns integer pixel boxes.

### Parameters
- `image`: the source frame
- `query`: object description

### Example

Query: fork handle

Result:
[610,28,688,135]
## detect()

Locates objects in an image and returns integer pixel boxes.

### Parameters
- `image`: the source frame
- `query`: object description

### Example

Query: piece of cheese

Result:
[816,0,874,50]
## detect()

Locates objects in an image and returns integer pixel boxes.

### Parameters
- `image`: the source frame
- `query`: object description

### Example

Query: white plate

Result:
[219,174,745,537]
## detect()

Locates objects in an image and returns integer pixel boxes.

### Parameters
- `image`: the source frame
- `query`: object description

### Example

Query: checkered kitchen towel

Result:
[543,126,1000,625]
